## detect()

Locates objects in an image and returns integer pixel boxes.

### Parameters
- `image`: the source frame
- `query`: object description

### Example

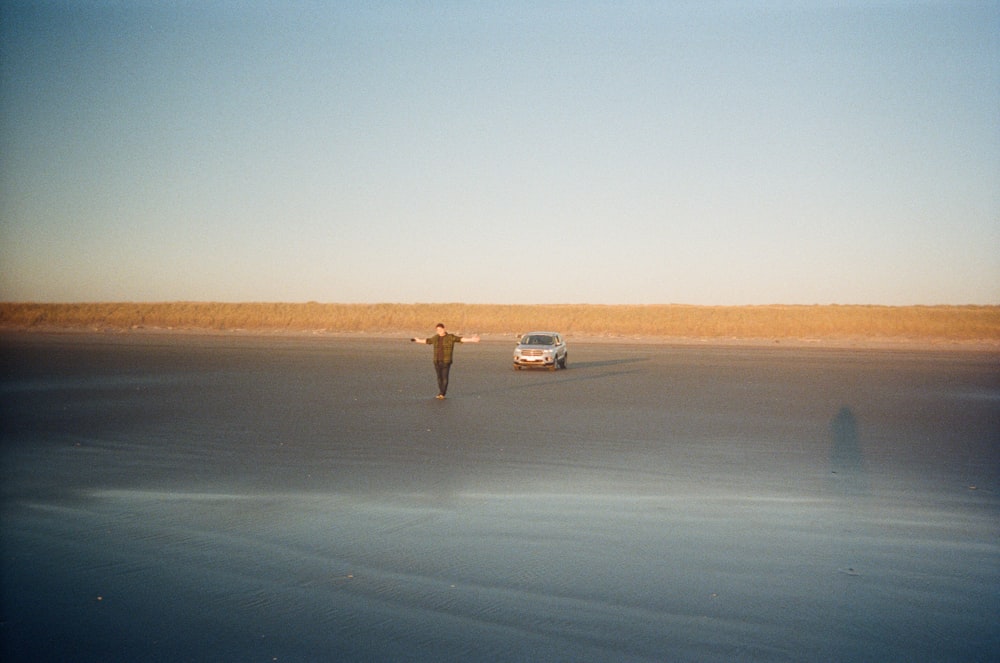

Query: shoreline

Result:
[3,324,998,353]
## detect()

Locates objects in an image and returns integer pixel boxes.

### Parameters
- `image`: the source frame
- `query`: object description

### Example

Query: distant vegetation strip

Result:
[2,302,999,341]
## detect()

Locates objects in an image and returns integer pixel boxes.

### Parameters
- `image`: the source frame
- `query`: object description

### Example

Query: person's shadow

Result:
[568,357,649,370]
[829,406,869,496]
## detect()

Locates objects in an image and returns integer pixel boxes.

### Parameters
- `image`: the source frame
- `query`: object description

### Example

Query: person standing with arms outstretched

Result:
[411,323,480,399]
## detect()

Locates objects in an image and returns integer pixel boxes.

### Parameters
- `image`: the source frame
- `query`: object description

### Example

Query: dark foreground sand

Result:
[2,332,998,661]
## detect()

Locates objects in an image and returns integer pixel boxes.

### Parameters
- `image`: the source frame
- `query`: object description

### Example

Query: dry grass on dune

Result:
[2,302,999,342]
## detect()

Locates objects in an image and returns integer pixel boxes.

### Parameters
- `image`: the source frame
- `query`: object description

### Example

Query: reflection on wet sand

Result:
[2,334,998,662]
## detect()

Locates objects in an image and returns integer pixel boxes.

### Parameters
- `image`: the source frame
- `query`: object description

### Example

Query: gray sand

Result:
[2,333,998,661]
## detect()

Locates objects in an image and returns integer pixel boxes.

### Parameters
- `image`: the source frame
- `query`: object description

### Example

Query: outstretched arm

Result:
[462,335,481,343]
[410,337,428,344]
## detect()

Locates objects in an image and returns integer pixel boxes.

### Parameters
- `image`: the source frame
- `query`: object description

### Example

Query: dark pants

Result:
[434,361,452,396]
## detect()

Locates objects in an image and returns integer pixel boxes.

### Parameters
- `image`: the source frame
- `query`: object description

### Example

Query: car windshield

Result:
[523,335,554,345]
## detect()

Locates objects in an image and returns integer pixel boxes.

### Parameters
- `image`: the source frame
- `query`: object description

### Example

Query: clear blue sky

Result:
[2,1,998,305]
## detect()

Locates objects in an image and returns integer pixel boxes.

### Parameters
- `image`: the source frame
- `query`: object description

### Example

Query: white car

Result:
[513,332,568,371]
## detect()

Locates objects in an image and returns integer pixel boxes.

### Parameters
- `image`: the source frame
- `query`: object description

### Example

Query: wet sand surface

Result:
[2,332,998,661]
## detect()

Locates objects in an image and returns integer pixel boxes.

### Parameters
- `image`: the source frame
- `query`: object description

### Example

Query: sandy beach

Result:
[2,332,998,661]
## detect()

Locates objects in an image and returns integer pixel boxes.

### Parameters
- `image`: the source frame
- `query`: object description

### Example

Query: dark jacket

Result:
[426,333,463,363]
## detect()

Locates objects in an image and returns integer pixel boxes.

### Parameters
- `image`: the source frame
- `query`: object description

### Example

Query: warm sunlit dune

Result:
[2,302,998,342]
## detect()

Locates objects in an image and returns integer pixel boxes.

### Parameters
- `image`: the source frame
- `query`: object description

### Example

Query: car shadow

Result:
[468,368,647,397]
[468,357,649,397]
[565,357,650,370]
